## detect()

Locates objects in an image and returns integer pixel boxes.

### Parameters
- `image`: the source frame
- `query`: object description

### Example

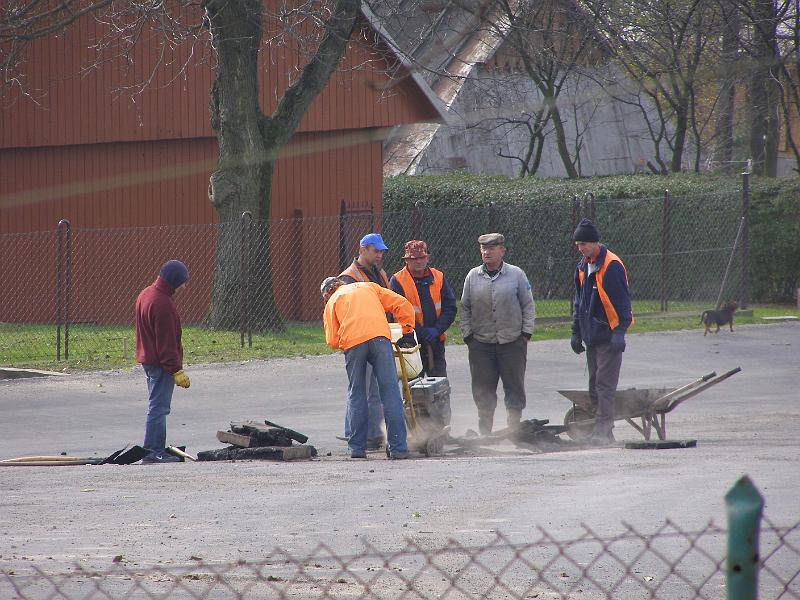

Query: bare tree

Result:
[489,0,601,178]
[2,0,362,330]
[584,0,722,173]
[733,0,800,175]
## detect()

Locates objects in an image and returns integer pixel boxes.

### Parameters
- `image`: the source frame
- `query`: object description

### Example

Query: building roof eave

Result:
[359,2,453,126]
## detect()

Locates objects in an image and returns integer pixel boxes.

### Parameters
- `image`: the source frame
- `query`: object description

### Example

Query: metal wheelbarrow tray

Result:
[559,367,741,441]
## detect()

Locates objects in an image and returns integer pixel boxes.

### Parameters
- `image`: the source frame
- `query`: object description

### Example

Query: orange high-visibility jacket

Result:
[339,261,390,287]
[323,282,415,351]
[391,267,447,342]
[576,248,634,332]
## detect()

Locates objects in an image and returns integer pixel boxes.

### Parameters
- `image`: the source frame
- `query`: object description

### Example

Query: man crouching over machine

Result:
[321,277,417,460]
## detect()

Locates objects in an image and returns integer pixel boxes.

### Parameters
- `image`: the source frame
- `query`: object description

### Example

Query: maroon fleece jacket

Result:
[135,277,183,373]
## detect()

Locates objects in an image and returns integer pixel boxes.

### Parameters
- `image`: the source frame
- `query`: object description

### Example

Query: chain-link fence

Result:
[1,517,797,599]
[0,190,747,368]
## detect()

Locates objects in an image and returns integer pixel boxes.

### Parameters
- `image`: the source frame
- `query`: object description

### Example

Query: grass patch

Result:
[2,303,797,371]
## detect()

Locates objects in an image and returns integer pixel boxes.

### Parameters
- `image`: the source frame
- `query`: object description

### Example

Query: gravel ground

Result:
[1,323,798,598]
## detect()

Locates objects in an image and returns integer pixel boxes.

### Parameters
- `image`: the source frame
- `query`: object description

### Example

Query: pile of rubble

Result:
[197,420,316,461]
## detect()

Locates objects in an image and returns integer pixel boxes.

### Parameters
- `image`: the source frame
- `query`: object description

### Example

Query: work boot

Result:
[478,411,494,436]
[506,409,522,430]
[588,429,616,447]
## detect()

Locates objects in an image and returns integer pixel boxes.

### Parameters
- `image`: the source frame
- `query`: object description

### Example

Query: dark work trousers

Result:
[467,336,527,434]
[586,342,623,437]
[420,339,447,378]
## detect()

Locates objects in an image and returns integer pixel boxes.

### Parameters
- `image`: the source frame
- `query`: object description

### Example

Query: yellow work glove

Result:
[173,369,190,388]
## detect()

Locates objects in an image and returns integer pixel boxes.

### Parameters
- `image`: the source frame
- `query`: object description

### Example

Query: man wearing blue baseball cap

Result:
[338,232,392,450]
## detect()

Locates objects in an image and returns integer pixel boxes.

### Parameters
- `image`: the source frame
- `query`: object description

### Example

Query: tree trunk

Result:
[670,102,689,172]
[748,0,780,177]
[203,0,360,331]
[715,1,739,173]
[547,101,579,178]
[204,0,282,331]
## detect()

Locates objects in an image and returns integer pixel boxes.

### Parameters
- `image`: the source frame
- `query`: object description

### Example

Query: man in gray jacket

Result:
[461,233,536,434]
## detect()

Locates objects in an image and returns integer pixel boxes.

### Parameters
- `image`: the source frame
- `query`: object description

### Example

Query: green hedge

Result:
[383,173,800,304]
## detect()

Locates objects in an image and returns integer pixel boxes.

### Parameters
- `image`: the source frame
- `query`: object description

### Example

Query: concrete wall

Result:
[414,66,656,178]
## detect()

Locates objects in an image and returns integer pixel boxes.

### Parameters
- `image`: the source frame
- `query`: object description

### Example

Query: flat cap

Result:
[478,232,505,246]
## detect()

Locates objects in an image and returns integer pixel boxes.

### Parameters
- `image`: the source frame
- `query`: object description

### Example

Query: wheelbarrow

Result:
[394,340,450,457]
[559,367,742,441]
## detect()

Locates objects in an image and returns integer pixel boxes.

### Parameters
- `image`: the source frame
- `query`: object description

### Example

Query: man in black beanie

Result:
[570,219,632,445]
[135,259,191,464]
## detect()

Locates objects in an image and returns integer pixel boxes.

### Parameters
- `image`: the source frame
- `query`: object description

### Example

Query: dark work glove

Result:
[397,332,417,349]
[570,334,585,355]
[463,334,474,346]
[419,327,439,345]
[610,330,626,353]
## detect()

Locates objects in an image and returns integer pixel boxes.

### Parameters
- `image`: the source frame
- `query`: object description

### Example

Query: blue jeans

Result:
[344,337,408,455]
[343,364,385,440]
[142,364,175,455]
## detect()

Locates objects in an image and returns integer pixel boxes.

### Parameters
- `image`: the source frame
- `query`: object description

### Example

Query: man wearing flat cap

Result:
[338,232,392,450]
[461,233,536,434]
[571,218,633,446]
[390,240,457,379]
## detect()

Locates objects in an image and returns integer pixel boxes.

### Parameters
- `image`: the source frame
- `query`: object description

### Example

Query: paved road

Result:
[1,323,798,597]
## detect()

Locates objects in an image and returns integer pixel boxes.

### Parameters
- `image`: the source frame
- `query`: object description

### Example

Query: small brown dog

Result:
[700,301,739,336]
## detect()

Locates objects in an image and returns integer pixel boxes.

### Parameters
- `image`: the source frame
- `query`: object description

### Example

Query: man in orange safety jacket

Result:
[322,277,416,460]
[389,240,456,379]
[571,218,633,446]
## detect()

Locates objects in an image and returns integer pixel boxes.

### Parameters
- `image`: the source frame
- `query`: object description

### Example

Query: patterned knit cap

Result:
[402,240,430,259]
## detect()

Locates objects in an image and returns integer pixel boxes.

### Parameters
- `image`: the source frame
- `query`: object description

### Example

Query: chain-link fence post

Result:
[291,209,303,321]
[726,476,764,600]
[240,212,253,349]
[412,200,425,240]
[56,218,72,361]
[661,189,671,312]
[741,172,750,309]
[583,192,596,222]
[487,201,496,232]
[339,200,348,272]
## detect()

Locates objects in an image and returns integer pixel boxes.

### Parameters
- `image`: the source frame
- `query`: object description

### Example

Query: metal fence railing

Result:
[1,517,797,599]
[0,191,748,368]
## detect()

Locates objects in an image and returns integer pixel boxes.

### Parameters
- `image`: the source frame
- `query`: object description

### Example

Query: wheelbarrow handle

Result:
[701,371,717,382]
[667,366,742,411]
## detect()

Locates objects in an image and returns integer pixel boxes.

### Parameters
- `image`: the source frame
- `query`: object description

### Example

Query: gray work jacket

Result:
[460,262,536,344]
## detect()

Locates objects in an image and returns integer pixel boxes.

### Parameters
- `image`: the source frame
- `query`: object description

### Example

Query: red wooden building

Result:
[0,5,446,323]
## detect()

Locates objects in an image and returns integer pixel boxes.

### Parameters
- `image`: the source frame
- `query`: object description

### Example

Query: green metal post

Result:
[725,476,764,600]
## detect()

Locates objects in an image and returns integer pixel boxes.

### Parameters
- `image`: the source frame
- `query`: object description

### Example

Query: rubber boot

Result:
[506,408,522,430]
[478,410,494,435]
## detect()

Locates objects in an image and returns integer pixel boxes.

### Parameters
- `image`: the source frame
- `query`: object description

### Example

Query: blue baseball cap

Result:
[359,233,388,251]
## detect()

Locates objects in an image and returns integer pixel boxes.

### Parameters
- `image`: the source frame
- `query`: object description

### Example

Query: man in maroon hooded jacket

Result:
[135,260,190,464]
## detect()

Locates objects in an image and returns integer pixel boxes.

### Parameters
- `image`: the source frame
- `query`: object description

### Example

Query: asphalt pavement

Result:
[1,322,798,596]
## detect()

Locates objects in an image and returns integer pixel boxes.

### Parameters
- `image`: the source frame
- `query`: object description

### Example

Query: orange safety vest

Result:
[339,261,390,288]
[392,267,448,342]
[577,249,634,331]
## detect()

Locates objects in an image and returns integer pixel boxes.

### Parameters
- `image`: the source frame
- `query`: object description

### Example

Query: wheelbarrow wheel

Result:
[564,406,594,441]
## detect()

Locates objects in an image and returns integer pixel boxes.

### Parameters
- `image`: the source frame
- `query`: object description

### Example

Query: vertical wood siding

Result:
[1,135,384,322]
[1,21,439,151]
[0,4,442,323]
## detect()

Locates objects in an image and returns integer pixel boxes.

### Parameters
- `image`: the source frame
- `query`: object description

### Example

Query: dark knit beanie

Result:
[573,218,600,242]
[159,260,189,290]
